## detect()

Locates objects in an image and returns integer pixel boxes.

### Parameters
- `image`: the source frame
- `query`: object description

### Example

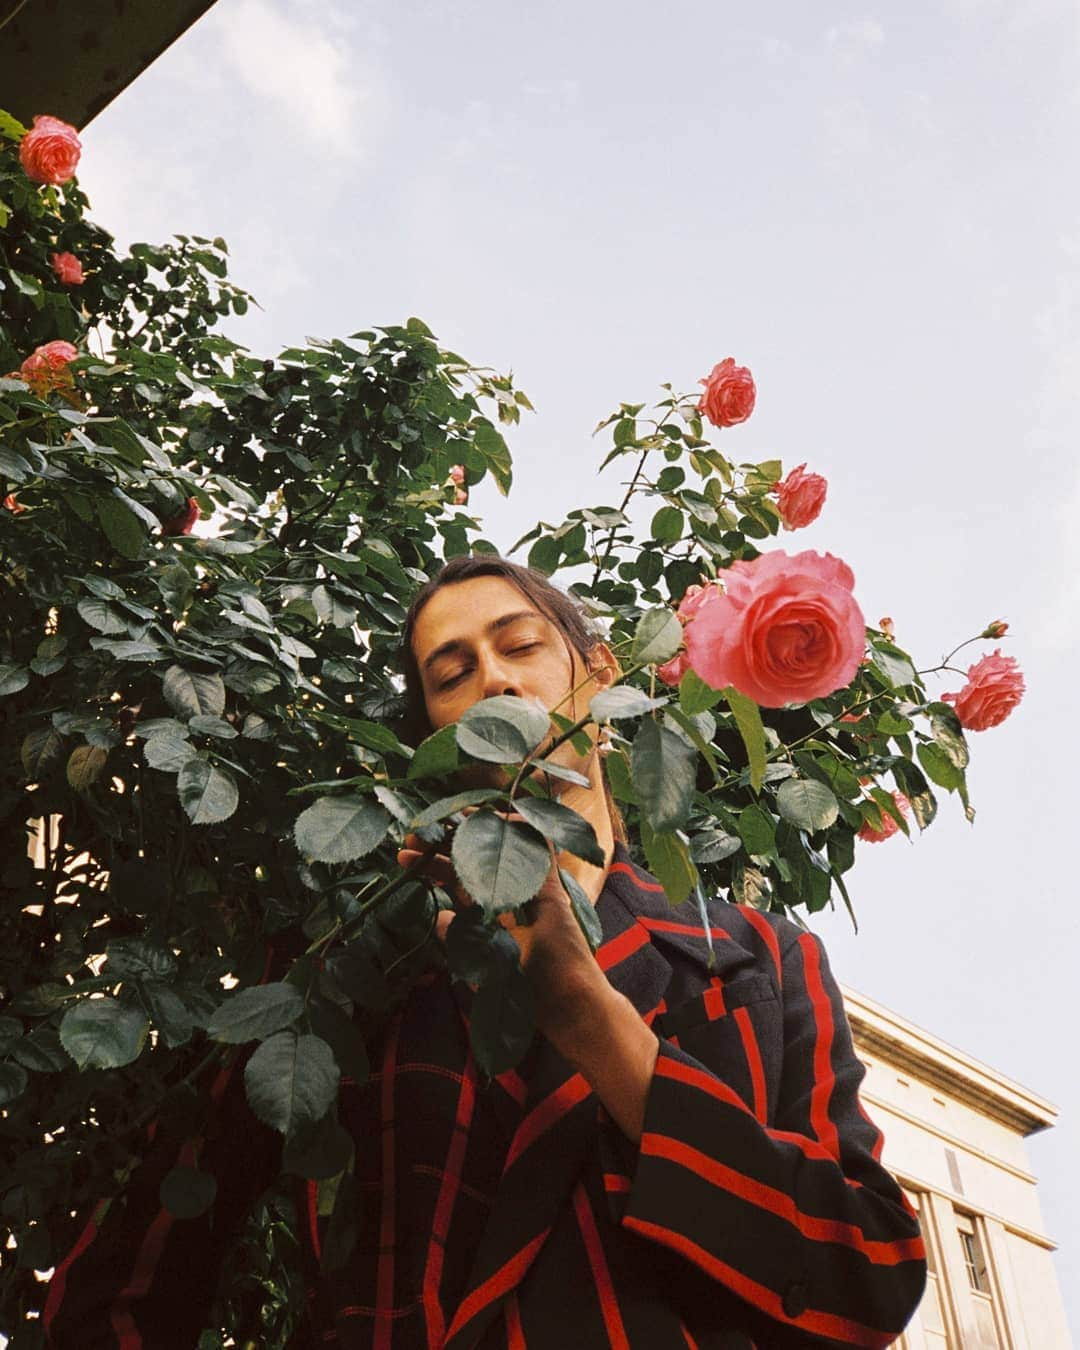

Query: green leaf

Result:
[776,778,839,832]
[207,982,304,1043]
[60,999,149,1069]
[76,597,128,634]
[307,998,370,1084]
[640,822,697,905]
[916,741,962,790]
[456,695,550,763]
[678,669,724,715]
[21,726,64,779]
[10,1027,69,1073]
[96,495,145,559]
[243,1031,340,1136]
[160,1167,218,1219]
[589,686,664,721]
[406,724,460,780]
[294,796,391,864]
[142,982,194,1048]
[928,703,970,771]
[527,757,591,787]
[79,574,125,600]
[650,505,684,545]
[66,744,108,791]
[737,803,777,857]
[283,1113,354,1180]
[163,666,226,718]
[631,608,683,665]
[451,811,550,912]
[514,798,605,866]
[0,663,29,697]
[559,868,602,953]
[411,788,504,830]
[466,931,535,1075]
[188,715,238,740]
[177,757,239,825]
[105,938,177,982]
[0,1064,28,1108]
[631,718,696,833]
[613,418,636,447]
[870,643,917,690]
[144,733,197,772]
[473,420,513,495]
[723,687,767,792]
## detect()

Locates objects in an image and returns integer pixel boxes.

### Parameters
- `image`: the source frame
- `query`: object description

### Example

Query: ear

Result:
[586,641,619,689]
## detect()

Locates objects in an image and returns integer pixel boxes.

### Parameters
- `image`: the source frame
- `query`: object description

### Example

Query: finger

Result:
[396,848,456,888]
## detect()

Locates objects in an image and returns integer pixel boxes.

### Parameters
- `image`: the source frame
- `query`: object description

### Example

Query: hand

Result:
[396,812,608,1035]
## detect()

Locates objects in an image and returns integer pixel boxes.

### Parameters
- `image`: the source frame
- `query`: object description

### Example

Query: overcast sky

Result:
[76,0,1079,1331]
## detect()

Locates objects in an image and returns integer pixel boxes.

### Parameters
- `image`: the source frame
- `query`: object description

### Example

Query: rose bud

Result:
[981,619,1008,639]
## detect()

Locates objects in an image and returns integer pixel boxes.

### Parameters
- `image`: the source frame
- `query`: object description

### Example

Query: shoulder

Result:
[704,895,825,988]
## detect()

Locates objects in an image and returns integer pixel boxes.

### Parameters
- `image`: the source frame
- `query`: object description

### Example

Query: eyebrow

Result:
[422,610,548,673]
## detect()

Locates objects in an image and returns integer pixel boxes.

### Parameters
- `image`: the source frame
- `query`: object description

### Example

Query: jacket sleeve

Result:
[43,1055,281,1350]
[617,927,927,1348]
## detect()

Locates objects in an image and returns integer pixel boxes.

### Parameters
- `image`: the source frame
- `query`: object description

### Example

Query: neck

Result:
[554,748,615,905]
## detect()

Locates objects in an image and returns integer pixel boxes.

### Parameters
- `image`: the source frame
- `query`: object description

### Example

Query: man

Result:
[45,556,926,1348]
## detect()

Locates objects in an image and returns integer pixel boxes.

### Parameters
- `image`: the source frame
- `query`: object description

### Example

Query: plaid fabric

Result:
[44,843,926,1349]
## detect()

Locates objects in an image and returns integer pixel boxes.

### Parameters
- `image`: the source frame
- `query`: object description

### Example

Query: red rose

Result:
[857,791,910,843]
[19,340,79,395]
[697,357,756,428]
[775,463,827,530]
[19,115,82,186]
[683,549,866,707]
[160,497,201,537]
[941,648,1025,731]
[51,252,85,286]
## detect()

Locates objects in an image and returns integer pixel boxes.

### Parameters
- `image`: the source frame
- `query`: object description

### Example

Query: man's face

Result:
[411,575,612,785]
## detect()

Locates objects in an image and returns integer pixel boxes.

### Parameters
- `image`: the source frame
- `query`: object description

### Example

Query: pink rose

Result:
[19,115,82,186]
[857,791,910,843]
[19,340,79,395]
[775,463,827,530]
[676,582,722,623]
[51,252,85,286]
[656,652,690,686]
[449,464,468,505]
[683,549,866,707]
[941,649,1025,731]
[697,357,756,428]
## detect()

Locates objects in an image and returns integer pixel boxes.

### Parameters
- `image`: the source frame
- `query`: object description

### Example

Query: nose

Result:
[478,651,521,701]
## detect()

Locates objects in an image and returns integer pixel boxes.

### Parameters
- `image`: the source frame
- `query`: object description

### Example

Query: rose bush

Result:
[0,108,1024,1344]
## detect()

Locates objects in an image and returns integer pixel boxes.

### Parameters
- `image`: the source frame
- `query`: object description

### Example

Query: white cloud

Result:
[825,18,886,65]
[209,0,380,160]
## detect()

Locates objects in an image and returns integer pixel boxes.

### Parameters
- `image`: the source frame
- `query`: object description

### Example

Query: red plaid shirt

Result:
[45,844,925,1348]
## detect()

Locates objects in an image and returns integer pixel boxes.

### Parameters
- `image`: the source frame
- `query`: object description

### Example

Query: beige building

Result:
[843,987,1070,1349]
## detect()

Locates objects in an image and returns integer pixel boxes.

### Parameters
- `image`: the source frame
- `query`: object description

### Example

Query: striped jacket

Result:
[44,843,926,1348]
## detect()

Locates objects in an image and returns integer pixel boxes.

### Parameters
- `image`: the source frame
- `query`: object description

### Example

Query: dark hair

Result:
[400,555,626,839]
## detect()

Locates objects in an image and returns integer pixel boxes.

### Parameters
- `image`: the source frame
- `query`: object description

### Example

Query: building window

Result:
[901,1189,948,1347]
[956,1212,1001,1349]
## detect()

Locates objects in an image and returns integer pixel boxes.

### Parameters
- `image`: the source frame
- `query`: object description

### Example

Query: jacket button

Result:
[782,1280,809,1318]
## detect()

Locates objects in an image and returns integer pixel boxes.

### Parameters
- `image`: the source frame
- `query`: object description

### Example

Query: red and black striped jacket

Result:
[44,843,926,1348]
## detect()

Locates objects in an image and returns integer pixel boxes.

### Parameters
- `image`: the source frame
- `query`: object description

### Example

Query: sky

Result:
[70,0,1079,1333]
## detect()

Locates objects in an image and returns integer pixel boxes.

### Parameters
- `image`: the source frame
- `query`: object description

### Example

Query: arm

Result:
[553,930,926,1348]
[44,1054,281,1349]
